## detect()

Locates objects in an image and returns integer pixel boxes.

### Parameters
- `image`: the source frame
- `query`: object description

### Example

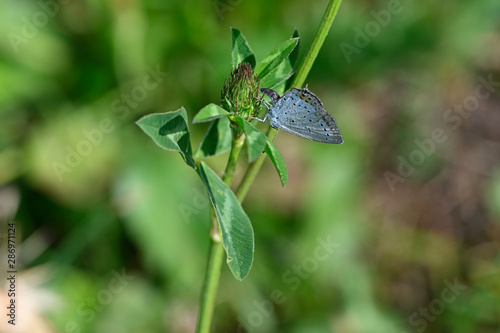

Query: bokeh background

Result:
[1,0,500,332]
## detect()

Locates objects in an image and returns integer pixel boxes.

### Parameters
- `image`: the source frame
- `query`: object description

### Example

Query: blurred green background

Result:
[1,0,500,332]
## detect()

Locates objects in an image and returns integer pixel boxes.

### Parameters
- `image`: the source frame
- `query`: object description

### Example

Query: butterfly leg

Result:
[250,113,269,123]
[255,96,271,108]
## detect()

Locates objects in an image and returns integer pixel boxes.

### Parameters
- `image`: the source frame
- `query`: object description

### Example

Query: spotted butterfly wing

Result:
[262,88,343,144]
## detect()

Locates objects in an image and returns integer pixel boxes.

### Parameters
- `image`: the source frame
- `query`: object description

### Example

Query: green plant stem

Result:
[236,126,274,201]
[222,132,246,185]
[196,132,245,333]
[291,0,344,89]
[237,0,343,203]
[196,210,224,333]
[236,153,266,202]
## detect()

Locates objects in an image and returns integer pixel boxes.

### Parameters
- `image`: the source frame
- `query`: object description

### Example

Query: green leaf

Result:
[259,61,294,91]
[194,117,232,158]
[260,30,301,90]
[136,108,195,169]
[198,162,254,280]
[265,139,287,187]
[254,38,299,82]
[231,27,256,68]
[288,30,301,68]
[234,116,267,162]
[193,103,232,123]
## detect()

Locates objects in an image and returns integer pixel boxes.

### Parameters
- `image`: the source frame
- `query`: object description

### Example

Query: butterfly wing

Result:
[269,88,343,144]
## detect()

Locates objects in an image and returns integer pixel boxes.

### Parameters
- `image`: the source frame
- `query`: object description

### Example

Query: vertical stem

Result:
[236,126,273,201]
[222,132,246,185]
[196,131,245,333]
[236,153,266,202]
[291,0,344,88]
[196,211,224,333]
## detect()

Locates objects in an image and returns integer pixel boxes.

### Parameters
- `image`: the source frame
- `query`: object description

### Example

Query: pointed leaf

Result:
[288,29,301,68]
[265,139,287,187]
[136,108,195,168]
[231,27,256,68]
[234,116,267,162]
[260,30,301,90]
[259,62,294,90]
[194,117,232,158]
[198,162,254,280]
[193,103,232,123]
[254,38,298,81]
[285,29,301,90]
